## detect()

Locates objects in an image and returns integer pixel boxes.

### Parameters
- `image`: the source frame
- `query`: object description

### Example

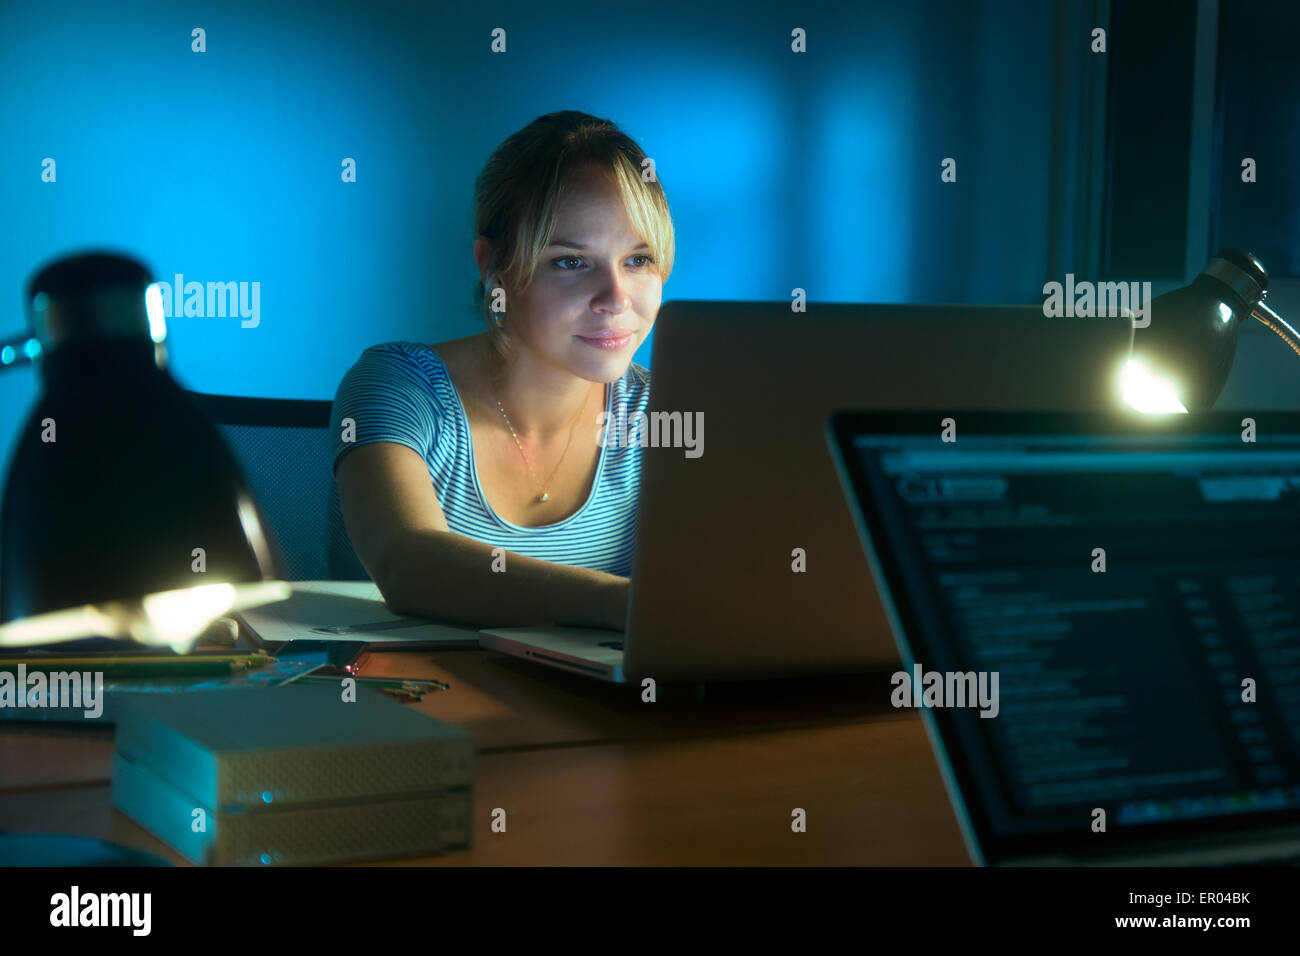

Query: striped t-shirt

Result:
[329,341,650,576]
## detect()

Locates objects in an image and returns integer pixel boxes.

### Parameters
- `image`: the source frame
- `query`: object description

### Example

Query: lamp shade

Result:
[0,251,284,647]
[1127,249,1270,412]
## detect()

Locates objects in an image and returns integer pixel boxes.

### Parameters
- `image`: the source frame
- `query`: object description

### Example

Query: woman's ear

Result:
[473,235,493,283]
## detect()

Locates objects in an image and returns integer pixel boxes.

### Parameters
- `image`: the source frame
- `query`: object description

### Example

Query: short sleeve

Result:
[329,344,440,474]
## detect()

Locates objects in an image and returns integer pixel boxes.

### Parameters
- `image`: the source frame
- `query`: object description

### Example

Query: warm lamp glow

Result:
[1120,357,1189,414]
[0,580,291,653]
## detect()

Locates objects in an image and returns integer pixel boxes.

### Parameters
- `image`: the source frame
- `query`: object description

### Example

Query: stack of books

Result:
[110,683,474,865]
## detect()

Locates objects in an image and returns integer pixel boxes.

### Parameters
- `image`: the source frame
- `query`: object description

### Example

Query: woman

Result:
[330,111,674,628]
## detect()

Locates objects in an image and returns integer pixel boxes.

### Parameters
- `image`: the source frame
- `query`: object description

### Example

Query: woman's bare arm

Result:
[335,441,628,629]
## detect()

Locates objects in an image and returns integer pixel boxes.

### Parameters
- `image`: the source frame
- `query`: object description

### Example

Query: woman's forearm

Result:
[380,527,628,629]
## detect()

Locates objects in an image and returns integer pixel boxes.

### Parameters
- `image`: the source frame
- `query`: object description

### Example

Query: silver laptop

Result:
[479,300,1133,686]
[827,408,1300,865]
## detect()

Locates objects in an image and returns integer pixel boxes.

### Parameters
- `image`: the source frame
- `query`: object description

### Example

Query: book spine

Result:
[211,789,474,865]
[114,708,218,807]
[110,751,215,865]
[218,738,474,807]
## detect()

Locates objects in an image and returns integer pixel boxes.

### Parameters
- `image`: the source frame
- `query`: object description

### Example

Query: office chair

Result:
[183,390,369,581]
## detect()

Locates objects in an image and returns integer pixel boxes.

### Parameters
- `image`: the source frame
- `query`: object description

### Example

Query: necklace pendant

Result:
[539,492,549,502]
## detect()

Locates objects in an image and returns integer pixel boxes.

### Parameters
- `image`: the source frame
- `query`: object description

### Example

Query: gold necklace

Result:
[494,389,590,503]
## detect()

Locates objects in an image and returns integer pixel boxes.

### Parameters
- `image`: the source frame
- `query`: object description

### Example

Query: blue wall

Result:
[0,0,1059,475]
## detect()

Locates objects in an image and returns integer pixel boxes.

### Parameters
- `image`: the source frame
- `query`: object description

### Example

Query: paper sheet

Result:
[234,580,481,648]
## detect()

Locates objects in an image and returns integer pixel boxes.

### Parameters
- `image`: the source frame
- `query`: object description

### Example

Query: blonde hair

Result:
[470,111,675,375]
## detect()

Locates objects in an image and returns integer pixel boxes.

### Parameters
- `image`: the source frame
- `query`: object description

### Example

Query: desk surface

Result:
[0,648,970,865]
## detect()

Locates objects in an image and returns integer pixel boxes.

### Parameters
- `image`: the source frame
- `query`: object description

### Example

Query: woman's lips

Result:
[577,331,633,350]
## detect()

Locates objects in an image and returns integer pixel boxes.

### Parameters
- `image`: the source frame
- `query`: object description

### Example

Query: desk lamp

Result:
[1120,248,1294,413]
[0,251,289,653]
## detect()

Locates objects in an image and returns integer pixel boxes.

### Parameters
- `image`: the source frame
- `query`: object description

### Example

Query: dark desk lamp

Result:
[1120,248,1296,413]
[0,251,289,653]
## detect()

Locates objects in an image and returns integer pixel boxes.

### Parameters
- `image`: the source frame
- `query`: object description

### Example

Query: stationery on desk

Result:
[0,642,446,722]
[0,581,469,724]
[234,580,482,650]
[0,653,275,678]
[274,640,449,698]
[0,649,334,723]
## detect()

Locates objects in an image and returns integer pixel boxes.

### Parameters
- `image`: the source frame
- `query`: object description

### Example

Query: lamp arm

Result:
[1251,301,1300,360]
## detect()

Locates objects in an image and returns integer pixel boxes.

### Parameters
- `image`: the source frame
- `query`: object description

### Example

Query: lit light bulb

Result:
[1120,358,1188,414]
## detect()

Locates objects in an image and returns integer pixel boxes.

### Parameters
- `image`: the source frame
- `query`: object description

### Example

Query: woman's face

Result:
[496,171,663,383]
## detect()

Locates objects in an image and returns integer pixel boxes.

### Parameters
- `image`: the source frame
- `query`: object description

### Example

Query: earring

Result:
[485,276,506,330]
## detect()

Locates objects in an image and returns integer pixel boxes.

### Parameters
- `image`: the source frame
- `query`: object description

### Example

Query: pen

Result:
[378,687,423,702]
[297,675,448,691]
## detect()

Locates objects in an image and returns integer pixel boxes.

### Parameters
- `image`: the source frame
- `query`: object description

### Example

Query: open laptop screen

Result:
[828,411,1300,864]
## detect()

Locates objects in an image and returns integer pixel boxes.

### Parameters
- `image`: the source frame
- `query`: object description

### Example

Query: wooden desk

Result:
[0,649,970,865]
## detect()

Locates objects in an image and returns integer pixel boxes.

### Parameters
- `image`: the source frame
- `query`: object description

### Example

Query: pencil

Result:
[0,653,274,668]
